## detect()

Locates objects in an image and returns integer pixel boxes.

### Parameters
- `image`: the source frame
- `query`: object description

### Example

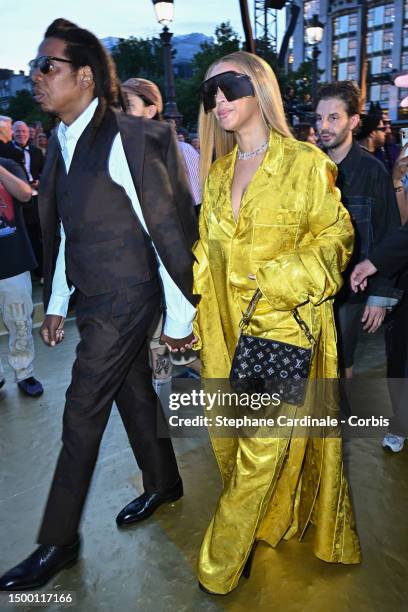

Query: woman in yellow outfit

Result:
[193,51,362,596]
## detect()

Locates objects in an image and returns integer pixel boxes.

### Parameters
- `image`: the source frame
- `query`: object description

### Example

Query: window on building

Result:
[334,15,349,36]
[384,5,395,23]
[338,62,348,80]
[402,53,408,70]
[367,32,373,54]
[373,30,383,52]
[370,85,380,101]
[339,38,348,58]
[369,4,394,27]
[403,27,408,48]
[380,84,390,102]
[371,56,382,75]
[347,63,357,80]
[383,30,393,50]
[382,56,393,71]
[375,5,385,25]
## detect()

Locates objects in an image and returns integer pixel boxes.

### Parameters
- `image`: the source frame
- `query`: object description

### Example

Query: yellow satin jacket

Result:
[193,130,355,380]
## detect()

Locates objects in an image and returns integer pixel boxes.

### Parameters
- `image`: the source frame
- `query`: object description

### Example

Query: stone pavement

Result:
[0,320,407,612]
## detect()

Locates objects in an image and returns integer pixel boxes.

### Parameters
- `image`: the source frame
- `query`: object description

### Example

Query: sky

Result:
[1,0,255,72]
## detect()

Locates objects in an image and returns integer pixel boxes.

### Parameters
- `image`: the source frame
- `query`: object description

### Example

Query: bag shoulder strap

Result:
[239,289,316,347]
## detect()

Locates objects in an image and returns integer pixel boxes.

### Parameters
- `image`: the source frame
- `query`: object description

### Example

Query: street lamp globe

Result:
[152,0,174,27]
[306,14,324,46]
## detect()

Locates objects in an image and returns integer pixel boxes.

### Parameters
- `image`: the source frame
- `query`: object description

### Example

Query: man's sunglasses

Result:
[199,71,255,113]
[28,56,73,75]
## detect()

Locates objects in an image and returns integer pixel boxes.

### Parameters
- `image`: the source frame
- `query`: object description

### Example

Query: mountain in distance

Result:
[101,33,213,64]
[172,33,213,63]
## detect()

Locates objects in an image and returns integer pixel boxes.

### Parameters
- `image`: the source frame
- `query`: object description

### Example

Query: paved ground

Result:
[0,320,407,612]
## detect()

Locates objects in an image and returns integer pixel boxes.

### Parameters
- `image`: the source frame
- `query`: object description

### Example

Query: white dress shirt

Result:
[177,141,201,206]
[47,98,195,338]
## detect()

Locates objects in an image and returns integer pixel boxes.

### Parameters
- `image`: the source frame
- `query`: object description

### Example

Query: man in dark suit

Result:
[13,120,45,276]
[0,116,24,165]
[0,18,198,591]
[13,121,45,184]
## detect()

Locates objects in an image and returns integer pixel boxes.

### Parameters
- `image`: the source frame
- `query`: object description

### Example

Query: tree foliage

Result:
[112,35,166,89]
[5,89,50,128]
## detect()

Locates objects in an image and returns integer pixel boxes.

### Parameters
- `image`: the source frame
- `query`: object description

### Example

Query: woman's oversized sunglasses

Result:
[29,56,73,75]
[199,71,255,113]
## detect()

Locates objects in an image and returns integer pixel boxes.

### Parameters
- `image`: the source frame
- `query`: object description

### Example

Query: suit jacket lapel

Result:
[114,111,145,204]
[38,133,59,206]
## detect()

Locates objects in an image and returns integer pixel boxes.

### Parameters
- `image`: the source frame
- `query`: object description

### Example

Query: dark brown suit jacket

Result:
[38,109,199,311]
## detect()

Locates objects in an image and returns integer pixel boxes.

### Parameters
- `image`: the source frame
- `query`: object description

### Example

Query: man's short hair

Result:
[316,81,361,117]
[12,120,28,129]
[355,112,382,141]
[0,116,12,126]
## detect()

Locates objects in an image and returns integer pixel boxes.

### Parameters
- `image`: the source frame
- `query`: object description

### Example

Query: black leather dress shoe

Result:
[0,537,80,591]
[116,478,183,527]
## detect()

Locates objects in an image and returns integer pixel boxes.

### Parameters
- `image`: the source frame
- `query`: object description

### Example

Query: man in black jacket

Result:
[12,121,44,184]
[0,116,24,165]
[0,18,198,591]
[315,81,401,378]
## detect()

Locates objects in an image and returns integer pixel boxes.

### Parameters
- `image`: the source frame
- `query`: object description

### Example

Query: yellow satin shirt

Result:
[193,129,355,380]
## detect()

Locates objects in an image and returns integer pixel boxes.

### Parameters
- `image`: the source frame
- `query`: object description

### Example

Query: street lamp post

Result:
[152,0,182,124]
[306,14,324,105]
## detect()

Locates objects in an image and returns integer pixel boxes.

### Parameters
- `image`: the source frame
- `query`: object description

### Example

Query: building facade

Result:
[291,0,408,120]
[0,70,32,110]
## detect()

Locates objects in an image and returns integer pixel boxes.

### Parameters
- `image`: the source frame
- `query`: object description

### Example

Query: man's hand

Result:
[160,332,197,353]
[350,259,378,293]
[40,315,65,347]
[392,143,408,184]
[361,305,386,333]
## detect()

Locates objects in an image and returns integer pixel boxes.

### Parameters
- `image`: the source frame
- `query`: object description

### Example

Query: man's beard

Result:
[320,125,350,150]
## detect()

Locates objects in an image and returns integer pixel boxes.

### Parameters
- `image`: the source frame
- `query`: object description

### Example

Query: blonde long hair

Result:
[198,51,293,186]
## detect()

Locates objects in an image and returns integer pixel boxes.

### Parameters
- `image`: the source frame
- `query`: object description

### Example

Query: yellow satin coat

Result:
[193,131,362,595]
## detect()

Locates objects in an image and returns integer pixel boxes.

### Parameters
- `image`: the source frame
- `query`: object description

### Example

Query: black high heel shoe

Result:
[198,542,258,596]
[242,541,257,579]
[198,582,222,595]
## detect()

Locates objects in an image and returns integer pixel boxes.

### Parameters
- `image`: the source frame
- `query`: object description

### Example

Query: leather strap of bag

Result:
[239,289,316,347]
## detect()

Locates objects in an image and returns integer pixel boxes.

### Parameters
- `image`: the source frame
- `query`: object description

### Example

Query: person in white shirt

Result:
[0,18,198,592]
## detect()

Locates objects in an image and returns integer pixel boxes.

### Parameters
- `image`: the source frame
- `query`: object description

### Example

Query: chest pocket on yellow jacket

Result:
[250,208,300,262]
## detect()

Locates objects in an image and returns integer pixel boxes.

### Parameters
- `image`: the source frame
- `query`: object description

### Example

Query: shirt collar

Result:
[12,140,29,151]
[57,97,99,145]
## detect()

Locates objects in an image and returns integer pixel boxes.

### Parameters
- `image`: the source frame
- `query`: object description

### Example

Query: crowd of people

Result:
[0,15,407,599]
